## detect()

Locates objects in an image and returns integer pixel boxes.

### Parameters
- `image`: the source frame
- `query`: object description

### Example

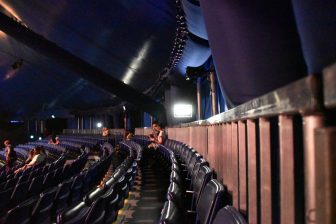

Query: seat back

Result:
[159,200,184,224]
[84,195,109,224]
[28,175,44,197]
[32,186,58,223]
[54,178,73,213]
[167,181,184,212]
[213,206,247,224]
[9,180,30,209]
[196,179,226,224]
[4,198,37,224]
[192,166,213,208]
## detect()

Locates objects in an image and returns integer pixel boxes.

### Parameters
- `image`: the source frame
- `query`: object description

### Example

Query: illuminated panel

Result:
[173,104,192,118]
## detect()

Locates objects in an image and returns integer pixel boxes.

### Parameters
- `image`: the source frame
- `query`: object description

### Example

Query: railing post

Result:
[303,115,325,223]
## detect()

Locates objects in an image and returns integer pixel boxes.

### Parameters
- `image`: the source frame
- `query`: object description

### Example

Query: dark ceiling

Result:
[0,0,177,119]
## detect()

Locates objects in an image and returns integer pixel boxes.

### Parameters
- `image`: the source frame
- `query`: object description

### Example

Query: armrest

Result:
[185,190,194,209]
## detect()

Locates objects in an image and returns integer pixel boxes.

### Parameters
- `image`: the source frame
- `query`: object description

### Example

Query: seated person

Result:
[25,149,35,164]
[48,135,54,144]
[148,122,166,149]
[126,132,134,140]
[54,136,60,145]
[4,140,17,171]
[14,146,46,173]
[102,127,110,137]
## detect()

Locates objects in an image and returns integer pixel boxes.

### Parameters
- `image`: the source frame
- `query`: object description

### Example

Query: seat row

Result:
[56,141,142,224]
[133,136,247,224]
[0,147,113,224]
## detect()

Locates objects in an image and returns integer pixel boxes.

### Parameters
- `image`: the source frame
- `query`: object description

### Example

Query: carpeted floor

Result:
[115,155,169,224]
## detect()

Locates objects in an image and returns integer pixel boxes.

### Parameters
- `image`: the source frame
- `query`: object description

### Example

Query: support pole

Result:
[209,71,218,116]
[197,77,202,120]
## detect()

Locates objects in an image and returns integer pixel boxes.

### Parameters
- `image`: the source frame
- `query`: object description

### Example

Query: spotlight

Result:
[38,137,42,140]
[96,122,103,128]
[51,115,55,119]
[123,106,126,111]
[30,135,34,139]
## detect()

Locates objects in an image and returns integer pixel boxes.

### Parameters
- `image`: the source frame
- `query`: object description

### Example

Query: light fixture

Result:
[30,135,34,139]
[173,104,192,118]
[38,137,42,140]
[51,115,55,119]
[96,122,103,128]
[123,106,126,111]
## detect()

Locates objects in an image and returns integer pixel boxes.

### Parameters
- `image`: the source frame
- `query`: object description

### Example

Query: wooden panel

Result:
[315,127,336,224]
[226,123,232,192]
[259,118,272,224]
[247,119,258,224]
[303,115,325,223]
[189,126,208,158]
[238,121,247,215]
[222,124,228,185]
[231,122,239,209]
[143,127,152,135]
[279,115,295,224]
[207,125,216,170]
[167,128,175,140]
[134,128,144,135]
[216,124,224,182]
[180,127,190,144]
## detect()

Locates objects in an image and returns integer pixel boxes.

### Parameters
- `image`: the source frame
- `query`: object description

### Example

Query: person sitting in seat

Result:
[3,140,17,172]
[14,146,46,173]
[25,149,35,164]
[48,135,54,144]
[54,136,61,145]
[102,127,110,137]
[148,122,166,149]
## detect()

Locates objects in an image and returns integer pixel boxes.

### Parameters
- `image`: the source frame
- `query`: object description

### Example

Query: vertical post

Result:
[315,127,336,224]
[232,122,239,209]
[279,115,295,224]
[259,118,272,224]
[209,71,218,116]
[247,119,258,224]
[81,116,84,131]
[238,121,247,216]
[303,115,325,223]
[35,119,38,136]
[197,77,202,120]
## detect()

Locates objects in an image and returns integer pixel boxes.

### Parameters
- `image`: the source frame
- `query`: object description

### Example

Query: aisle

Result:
[116,158,169,223]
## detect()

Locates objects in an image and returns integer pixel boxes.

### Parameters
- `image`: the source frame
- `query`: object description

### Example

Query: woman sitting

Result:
[14,146,46,173]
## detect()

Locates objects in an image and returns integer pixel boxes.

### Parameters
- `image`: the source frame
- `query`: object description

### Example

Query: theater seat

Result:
[32,186,58,223]
[56,201,90,224]
[167,181,185,212]
[213,206,247,224]
[159,200,184,224]
[2,198,38,224]
[84,195,109,224]
[195,179,226,224]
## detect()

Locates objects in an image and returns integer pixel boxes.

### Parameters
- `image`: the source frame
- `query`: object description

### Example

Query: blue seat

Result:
[54,178,73,214]
[8,180,30,209]
[213,206,247,224]
[195,179,226,224]
[190,166,213,210]
[2,198,37,224]
[31,186,58,223]
[84,196,109,224]
[0,188,13,212]
[28,175,44,197]
[69,173,84,205]
[159,200,184,224]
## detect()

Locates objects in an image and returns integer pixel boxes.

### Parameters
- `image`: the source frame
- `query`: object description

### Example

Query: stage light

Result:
[51,115,55,119]
[30,135,34,139]
[96,122,103,128]
[173,104,192,118]
[123,106,126,111]
[38,137,42,140]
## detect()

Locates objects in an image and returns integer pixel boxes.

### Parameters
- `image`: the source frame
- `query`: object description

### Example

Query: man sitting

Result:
[14,146,46,173]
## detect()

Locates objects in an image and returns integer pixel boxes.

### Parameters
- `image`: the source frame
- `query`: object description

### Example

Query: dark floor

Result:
[116,151,169,224]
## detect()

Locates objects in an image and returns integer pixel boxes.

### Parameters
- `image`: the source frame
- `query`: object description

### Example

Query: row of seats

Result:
[133,136,247,224]
[57,141,143,224]
[0,145,113,224]
[0,154,87,216]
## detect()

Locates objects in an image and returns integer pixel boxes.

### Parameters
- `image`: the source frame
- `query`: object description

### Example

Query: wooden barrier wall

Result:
[135,64,336,224]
